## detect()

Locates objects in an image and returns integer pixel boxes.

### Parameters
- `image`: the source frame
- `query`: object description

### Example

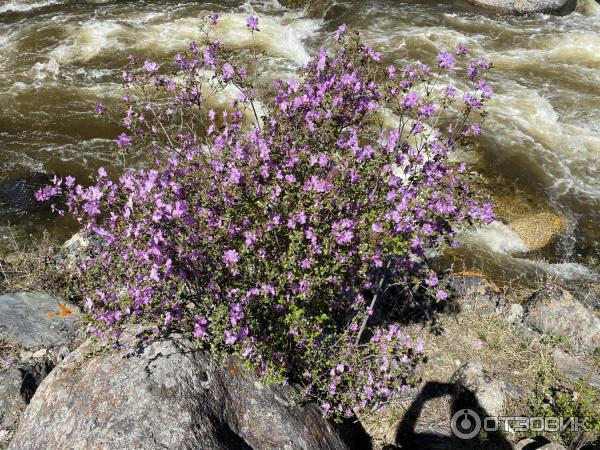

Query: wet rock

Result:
[503,303,523,324]
[466,0,575,14]
[508,211,565,252]
[0,292,80,350]
[0,174,51,219]
[452,361,505,417]
[448,273,505,314]
[552,349,600,388]
[523,286,600,354]
[9,329,348,450]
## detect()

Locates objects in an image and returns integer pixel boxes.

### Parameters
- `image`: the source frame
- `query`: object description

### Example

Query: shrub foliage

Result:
[39,17,493,418]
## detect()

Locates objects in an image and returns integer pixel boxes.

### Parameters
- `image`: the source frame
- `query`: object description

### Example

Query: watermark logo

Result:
[450,409,588,439]
[451,409,482,439]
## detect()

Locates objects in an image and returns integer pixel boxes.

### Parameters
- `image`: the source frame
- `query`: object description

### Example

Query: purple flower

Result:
[477,79,493,99]
[246,16,259,31]
[444,85,457,99]
[34,185,60,202]
[116,133,132,149]
[210,12,219,25]
[221,63,235,82]
[418,103,436,118]
[193,317,209,339]
[425,272,439,286]
[456,42,468,56]
[364,45,381,62]
[336,230,354,245]
[371,223,383,233]
[402,92,419,109]
[122,71,134,84]
[95,102,105,115]
[463,92,482,109]
[334,24,347,42]
[437,51,455,69]
[143,60,160,74]
[436,290,448,300]
[225,329,237,345]
[223,249,239,266]
[387,65,396,79]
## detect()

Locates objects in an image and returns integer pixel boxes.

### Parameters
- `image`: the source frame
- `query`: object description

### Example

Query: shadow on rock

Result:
[390,381,512,450]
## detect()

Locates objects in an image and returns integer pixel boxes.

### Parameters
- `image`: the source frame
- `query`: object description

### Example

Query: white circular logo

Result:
[451,409,482,439]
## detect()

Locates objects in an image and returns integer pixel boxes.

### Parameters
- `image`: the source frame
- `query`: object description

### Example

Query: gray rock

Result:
[466,0,575,14]
[9,329,348,450]
[552,349,600,388]
[452,361,505,417]
[56,232,103,269]
[0,367,25,433]
[523,286,600,354]
[0,356,54,447]
[0,292,80,349]
[514,439,567,450]
[448,274,505,314]
[504,303,523,324]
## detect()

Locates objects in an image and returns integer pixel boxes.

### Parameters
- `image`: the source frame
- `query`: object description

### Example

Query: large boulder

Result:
[0,292,80,350]
[9,329,348,450]
[466,0,576,14]
[523,286,600,354]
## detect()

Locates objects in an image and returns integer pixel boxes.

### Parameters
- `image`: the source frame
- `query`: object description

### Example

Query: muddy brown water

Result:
[1,0,599,286]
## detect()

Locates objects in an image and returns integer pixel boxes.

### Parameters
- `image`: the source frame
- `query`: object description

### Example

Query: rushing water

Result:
[0,0,599,285]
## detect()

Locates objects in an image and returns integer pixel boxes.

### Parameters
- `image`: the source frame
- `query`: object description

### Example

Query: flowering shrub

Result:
[38,17,493,418]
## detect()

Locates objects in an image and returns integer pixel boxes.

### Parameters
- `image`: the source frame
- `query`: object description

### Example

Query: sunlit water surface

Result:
[1,0,599,287]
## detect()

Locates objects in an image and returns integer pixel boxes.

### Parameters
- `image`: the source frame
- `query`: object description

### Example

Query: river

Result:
[0,0,599,288]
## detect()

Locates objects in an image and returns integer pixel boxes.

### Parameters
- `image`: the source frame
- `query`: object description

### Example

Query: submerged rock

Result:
[9,329,348,450]
[523,286,600,354]
[466,0,576,14]
[0,292,80,350]
[508,211,566,252]
[0,173,51,219]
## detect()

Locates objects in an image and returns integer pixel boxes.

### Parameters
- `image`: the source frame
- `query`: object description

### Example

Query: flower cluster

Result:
[38,19,493,419]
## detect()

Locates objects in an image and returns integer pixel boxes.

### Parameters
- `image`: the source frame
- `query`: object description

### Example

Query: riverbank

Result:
[1,243,599,448]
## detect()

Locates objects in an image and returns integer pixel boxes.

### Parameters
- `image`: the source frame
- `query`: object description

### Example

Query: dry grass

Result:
[361,307,557,449]
[0,231,78,302]
[0,333,21,371]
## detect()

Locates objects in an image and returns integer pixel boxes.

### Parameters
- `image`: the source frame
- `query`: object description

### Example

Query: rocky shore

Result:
[1,245,598,449]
